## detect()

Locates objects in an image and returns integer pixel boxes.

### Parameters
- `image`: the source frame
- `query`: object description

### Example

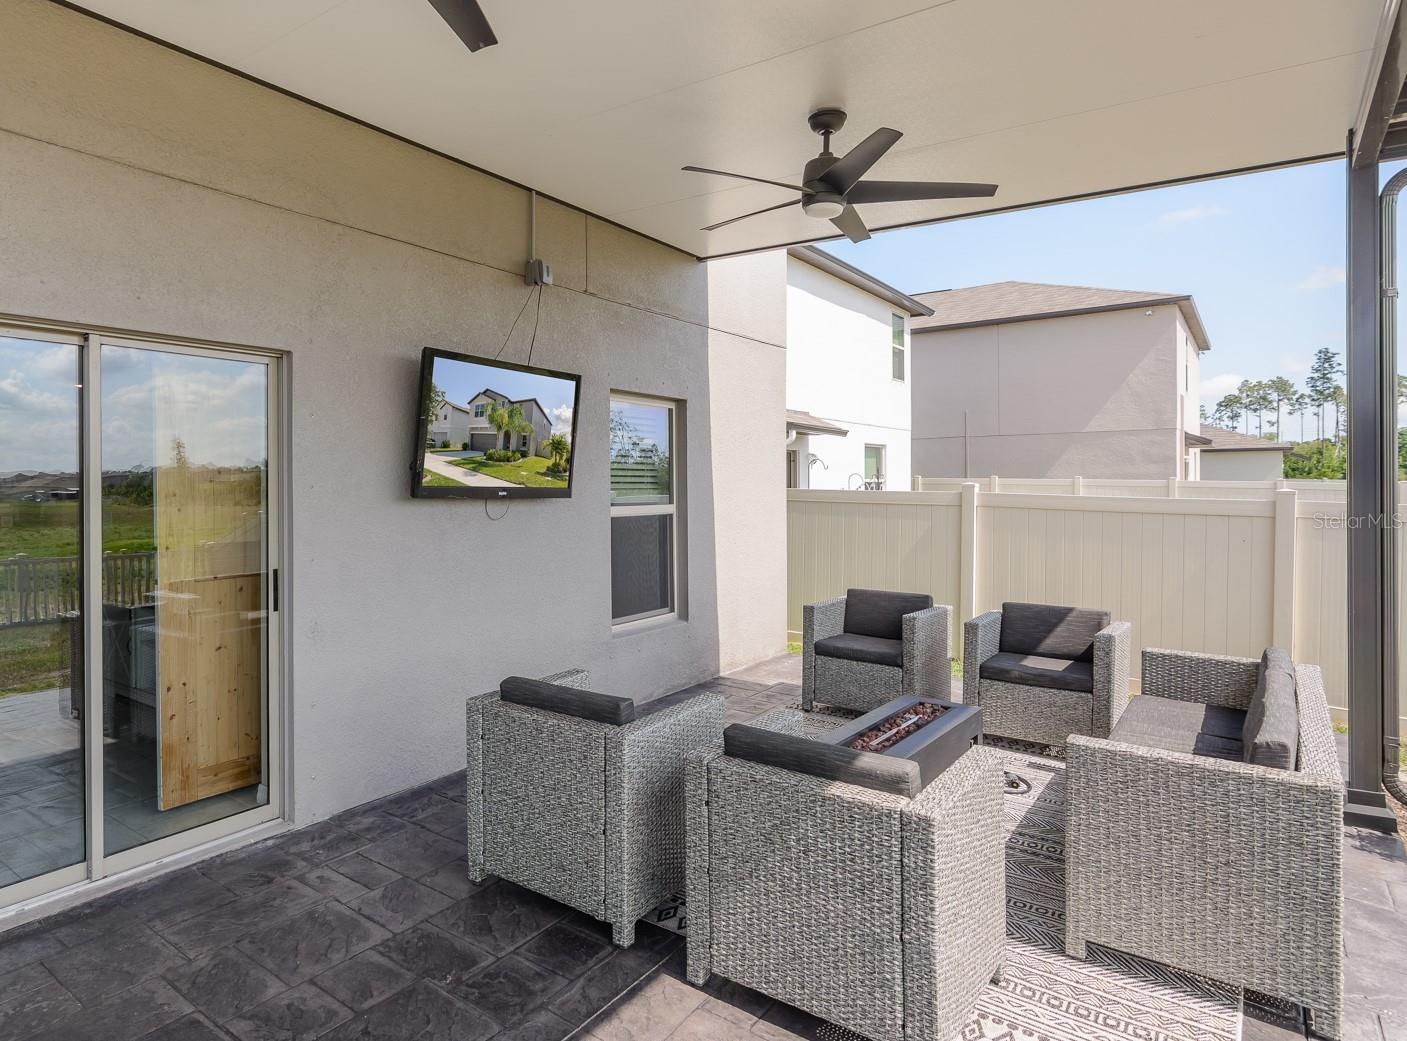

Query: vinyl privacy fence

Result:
[787,485,1406,730]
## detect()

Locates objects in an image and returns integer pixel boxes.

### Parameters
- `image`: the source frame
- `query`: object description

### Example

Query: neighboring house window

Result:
[864,444,885,490]
[891,314,905,381]
[786,449,799,489]
[520,434,529,450]
[473,403,485,417]
[610,394,679,624]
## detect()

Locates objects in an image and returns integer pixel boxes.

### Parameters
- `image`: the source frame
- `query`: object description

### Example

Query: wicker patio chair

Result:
[802,588,951,713]
[685,710,1006,1041]
[962,602,1131,745]
[1064,648,1344,1039]
[466,668,724,947]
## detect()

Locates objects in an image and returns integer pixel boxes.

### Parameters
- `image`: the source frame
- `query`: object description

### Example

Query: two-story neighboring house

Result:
[907,282,1211,480]
[428,400,472,447]
[785,246,933,491]
[464,389,553,456]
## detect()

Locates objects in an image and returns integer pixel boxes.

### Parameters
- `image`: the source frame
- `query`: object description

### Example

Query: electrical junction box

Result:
[525,258,552,286]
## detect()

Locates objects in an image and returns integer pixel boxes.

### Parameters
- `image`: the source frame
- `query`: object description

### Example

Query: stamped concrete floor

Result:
[0,655,1402,1041]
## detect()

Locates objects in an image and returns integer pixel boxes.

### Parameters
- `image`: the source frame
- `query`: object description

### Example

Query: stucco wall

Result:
[1198,449,1287,481]
[0,0,786,823]
[911,305,1183,479]
[785,257,911,490]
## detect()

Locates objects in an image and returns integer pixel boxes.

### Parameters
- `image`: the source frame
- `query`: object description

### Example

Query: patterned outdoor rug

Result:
[649,711,1242,1041]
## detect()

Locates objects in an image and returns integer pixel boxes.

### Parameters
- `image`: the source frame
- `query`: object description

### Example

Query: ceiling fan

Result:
[684,109,997,243]
[428,0,498,52]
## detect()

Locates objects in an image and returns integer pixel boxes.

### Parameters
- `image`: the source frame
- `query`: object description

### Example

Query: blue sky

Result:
[431,355,576,435]
[823,157,1407,428]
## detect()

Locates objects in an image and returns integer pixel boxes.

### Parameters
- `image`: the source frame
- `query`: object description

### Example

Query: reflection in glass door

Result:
[0,332,86,891]
[100,342,274,856]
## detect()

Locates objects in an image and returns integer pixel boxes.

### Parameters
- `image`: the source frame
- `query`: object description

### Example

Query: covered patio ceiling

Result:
[61,0,1386,258]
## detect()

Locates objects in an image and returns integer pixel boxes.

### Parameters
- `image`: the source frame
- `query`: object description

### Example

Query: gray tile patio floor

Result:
[0,655,1402,1041]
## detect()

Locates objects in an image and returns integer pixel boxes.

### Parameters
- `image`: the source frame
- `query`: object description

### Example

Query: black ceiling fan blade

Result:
[701,198,801,232]
[682,166,806,192]
[830,204,871,243]
[820,127,902,193]
[428,0,498,52]
[847,179,999,204]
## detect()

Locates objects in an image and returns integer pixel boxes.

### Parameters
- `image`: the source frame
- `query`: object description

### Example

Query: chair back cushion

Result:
[999,602,1110,663]
[1242,648,1299,769]
[723,723,922,798]
[501,675,636,724]
[843,588,933,640]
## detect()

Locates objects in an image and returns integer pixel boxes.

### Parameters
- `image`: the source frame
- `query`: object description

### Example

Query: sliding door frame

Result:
[0,316,288,911]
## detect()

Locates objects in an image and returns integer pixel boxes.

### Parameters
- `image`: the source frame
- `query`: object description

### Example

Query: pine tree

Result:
[1305,348,1342,443]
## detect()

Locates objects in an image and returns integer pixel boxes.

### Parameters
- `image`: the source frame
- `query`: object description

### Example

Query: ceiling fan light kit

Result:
[684,109,999,243]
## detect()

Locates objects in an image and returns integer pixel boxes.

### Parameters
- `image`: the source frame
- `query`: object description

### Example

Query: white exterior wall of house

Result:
[911,303,1197,480]
[0,0,786,824]
[429,401,472,447]
[785,255,911,491]
[1175,313,1203,478]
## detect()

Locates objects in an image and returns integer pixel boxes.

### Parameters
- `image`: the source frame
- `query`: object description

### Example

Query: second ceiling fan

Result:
[685,109,997,243]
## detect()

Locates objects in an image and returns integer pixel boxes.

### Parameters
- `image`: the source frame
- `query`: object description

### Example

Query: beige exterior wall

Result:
[911,304,1192,480]
[1199,449,1288,481]
[0,0,786,822]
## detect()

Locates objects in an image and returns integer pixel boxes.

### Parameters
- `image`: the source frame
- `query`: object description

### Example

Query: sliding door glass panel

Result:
[0,335,85,886]
[100,344,269,855]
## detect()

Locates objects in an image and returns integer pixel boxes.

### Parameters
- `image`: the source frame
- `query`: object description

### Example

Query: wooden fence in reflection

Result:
[0,552,156,626]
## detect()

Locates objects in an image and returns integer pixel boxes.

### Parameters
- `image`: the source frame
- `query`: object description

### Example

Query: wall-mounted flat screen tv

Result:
[411,347,581,499]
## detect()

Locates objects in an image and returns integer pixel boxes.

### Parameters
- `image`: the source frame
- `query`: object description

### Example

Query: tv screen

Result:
[411,347,581,499]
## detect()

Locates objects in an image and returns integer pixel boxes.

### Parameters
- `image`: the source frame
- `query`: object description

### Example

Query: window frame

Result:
[891,313,906,382]
[609,392,681,628]
[864,443,886,490]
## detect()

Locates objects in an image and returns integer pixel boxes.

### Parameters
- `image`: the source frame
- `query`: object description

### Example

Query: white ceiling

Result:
[66,0,1386,258]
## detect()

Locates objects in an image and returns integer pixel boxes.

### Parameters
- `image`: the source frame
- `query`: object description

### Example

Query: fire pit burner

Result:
[848,702,949,753]
[826,696,982,791]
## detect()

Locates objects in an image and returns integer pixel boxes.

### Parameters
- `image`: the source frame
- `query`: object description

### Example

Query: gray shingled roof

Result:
[1199,424,1293,452]
[909,281,1211,349]
[785,409,848,437]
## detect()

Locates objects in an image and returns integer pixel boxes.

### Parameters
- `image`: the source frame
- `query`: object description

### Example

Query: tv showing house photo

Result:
[411,347,580,499]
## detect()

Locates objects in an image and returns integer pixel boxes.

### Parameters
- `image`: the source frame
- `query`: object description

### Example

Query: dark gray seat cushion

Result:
[979,652,1094,693]
[814,633,903,668]
[1108,695,1247,761]
[843,588,933,641]
[723,723,922,798]
[1242,648,1299,770]
[999,602,1110,664]
[500,676,636,724]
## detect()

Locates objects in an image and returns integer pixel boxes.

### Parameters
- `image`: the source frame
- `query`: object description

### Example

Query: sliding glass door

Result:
[0,327,281,906]
[0,331,86,895]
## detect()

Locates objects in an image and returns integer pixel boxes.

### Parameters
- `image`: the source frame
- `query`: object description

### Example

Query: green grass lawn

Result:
[1,500,156,558]
[421,471,463,488]
[0,622,69,696]
[451,454,568,488]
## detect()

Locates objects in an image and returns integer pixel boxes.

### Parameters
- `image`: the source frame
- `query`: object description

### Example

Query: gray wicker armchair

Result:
[1064,649,1344,1040]
[802,589,951,713]
[685,710,1005,1041]
[962,602,1130,745]
[466,668,724,947]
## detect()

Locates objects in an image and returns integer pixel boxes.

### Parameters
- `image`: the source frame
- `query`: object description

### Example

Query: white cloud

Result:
[549,404,574,436]
[1154,204,1227,228]
[1199,373,1244,401]
[1295,265,1345,291]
